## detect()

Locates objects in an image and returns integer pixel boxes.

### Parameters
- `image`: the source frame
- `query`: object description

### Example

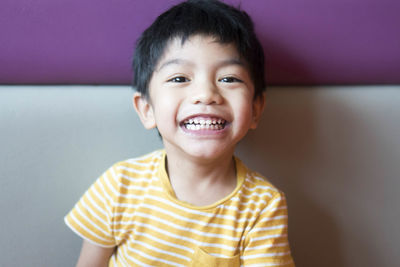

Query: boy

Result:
[65,0,295,266]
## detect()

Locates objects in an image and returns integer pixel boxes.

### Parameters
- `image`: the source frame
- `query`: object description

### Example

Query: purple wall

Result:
[1,0,399,85]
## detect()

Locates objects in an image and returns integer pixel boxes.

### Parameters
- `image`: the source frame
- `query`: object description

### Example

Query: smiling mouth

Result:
[182,118,227,130]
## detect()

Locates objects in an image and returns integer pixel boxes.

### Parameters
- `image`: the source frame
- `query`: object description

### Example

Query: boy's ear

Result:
[132,92,157,129]
[250,93,266,129]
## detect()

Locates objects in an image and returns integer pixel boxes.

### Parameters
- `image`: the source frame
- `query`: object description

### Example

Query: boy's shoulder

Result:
[236,156,285,199]
[113,149,164,170]
[97,150,166,200]
[105,150,165,183]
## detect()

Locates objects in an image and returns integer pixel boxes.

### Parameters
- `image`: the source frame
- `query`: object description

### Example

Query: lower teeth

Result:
[185,124,223,130]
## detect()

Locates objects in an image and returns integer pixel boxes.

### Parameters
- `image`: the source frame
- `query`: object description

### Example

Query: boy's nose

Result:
[191,82,223,105]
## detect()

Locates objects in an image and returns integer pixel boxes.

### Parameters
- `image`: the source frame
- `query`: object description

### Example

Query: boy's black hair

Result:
[132,0,265,99]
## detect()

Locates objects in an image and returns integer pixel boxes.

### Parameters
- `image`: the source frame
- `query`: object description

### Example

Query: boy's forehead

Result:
[156,35,245,70]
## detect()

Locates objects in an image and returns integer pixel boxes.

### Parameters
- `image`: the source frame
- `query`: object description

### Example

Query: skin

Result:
[75,240,114,267]
[75,34,265,265]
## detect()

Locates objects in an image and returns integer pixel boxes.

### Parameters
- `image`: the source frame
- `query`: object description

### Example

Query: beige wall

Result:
[237,86,400,266]
[0,85,399,266]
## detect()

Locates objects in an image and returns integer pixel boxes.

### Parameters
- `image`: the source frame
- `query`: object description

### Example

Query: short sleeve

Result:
[64,166,119,247]
[241,192,295,266]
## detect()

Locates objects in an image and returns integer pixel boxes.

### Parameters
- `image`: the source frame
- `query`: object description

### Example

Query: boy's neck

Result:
[163,147,237,206]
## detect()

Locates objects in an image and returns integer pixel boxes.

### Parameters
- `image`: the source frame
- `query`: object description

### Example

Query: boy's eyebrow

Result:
[219,58,246,68]
[157,58,245,71]
[157,59,190,71]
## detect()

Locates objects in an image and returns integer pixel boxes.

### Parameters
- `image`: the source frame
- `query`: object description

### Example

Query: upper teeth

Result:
[184,118,225,125]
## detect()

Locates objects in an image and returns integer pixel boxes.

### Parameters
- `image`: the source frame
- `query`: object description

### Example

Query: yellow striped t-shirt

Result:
[65,150,294,266]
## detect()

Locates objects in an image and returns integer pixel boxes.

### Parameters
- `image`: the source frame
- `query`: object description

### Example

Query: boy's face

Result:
[134,35,265,162]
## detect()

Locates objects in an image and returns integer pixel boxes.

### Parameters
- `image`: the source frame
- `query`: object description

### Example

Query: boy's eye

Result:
[168,76,190,83]
[219,77,243,83]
